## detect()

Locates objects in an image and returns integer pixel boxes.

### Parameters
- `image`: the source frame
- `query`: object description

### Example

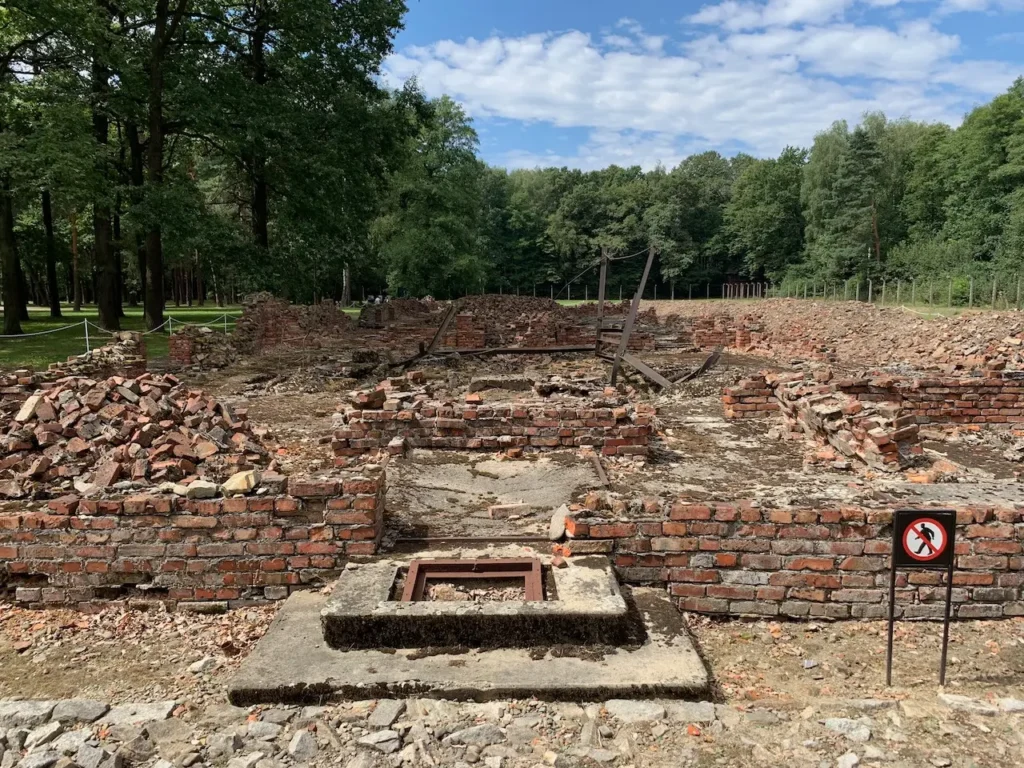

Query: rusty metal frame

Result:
[610,246,656,385]
[400,558,544,602]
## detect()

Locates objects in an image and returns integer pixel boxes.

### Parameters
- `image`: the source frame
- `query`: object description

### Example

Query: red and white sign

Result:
[902,517,948,562]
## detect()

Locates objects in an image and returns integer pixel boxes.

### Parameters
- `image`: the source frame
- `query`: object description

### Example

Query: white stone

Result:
[824,718,872,743]
[549,505,569,541]
[24,722,63,750]
[367,700,405,729]
[222,470,260,496]
[448,724,505,747]
[15,752,59,768]
[227,752,264,768]
[246,722,282,741]
[837,752,860,768]
[603,700,666,723]
[74,744,106,768]
[665,701,717,724]
[15,396,43,423]
[938,693,998,716]
[0,702,56,729]
[51,700,108,724]
[287,732,317,761]
[356,730,401,754]
[101,702,176,726]
[188,657,218,675]
[185,480,219,499]
[997,697,1024,713]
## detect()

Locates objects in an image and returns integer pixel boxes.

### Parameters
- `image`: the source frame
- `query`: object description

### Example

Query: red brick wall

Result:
[722,374,780,418]
[563,501,1024,619]
[0,472,385,609]
[334,404,655,458]
[836,373,1024,426]
[726,371,1024,429]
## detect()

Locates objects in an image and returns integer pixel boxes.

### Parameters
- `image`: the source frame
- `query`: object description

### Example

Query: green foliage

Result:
[725,147,805,280]
[372,96,485,298]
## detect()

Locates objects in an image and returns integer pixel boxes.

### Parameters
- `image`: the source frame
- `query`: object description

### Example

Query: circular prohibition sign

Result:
[902,517,948,562]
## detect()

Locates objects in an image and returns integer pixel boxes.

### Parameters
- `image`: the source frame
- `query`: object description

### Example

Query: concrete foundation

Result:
[321,555,630,649]
[227,587,710,704]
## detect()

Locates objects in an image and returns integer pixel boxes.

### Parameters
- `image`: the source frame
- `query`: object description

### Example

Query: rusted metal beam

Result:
[595,248,608,353]
[610,246,656,385]
[401,558,545,602]
[426,304,458,354]
[673,346,723,384]
[620,351,673,389]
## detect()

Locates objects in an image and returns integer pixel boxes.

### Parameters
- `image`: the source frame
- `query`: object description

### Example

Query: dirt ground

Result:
[2,600,1022,766]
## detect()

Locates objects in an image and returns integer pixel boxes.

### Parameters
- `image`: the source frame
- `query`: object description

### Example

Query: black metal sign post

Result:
[886,509,956,686]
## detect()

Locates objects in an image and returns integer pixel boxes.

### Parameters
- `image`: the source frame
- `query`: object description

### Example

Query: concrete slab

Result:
[321,555,630,648]
[228,587,709,704]
[386,451,598,537]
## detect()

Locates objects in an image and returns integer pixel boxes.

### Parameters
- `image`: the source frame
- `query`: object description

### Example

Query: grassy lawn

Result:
[0,305,244,372]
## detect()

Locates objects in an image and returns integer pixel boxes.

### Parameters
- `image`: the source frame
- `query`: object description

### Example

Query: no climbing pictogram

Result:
[893,510,955,570]
[902,518,947,562]
[887,509,957,686]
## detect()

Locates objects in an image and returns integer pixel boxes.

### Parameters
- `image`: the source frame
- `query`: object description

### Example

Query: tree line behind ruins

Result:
[3,2,1024,335]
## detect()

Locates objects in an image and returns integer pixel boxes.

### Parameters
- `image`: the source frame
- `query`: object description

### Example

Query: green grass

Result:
[0,305,244,372]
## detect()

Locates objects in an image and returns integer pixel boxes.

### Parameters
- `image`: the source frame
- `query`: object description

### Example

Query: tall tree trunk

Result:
[41,189,62,318]
[250,16,269,249]
[113,206,125,316]
[15,257,29,321]
[91,5,120,331]
[342,262,351,307]
[0,171,23,335]
[143,0,189,331]
[127,122,147,314]
[70,212,82,311]
[871,198,882,264]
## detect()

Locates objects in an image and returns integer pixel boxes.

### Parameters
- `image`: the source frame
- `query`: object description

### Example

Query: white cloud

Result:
[939,0,1024,12]
[386,7,1023,169]
[686,0,906,31]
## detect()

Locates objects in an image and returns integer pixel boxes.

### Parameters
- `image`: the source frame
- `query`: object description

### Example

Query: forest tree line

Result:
[3,2,1024,335]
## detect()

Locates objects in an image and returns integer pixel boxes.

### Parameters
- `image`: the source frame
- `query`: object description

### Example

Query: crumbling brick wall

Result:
[232,293,352,354]
[765,372,921,472]
[562,500,1024,620]
[0,470,385,609]
[334,402,655,458]
[168,327,236,368]
[722,374,779,418]
[836,373,1024,426]
[726,370,1024,429]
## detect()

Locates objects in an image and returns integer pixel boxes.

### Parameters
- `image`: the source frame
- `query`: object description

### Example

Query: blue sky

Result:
[385,0,1024,169]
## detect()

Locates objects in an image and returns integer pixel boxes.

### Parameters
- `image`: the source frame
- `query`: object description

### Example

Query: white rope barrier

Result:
[0,321,86,339]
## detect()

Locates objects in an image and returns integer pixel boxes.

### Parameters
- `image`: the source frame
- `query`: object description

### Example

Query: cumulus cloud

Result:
[385,3,1023,169]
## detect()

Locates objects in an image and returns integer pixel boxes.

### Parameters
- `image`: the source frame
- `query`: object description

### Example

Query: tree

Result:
[726,147,806,280]
[372,96,484,298]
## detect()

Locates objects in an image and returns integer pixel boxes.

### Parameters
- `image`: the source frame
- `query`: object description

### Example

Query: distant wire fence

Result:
[771,275,1024,310]
[0,313,242,356]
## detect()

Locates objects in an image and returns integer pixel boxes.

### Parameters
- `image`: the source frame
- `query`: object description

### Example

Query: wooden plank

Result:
[426,304,458,354]
[621,351,673,389]
[611,246,656,385]
[590,454,609,487]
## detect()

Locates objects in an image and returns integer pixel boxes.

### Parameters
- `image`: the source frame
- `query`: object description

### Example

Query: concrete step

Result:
[227,586,711,704]
[320,555,632,649]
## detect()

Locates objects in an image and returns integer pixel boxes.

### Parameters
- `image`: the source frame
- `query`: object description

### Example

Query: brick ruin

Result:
[332,374,655,459]
[5,296,1024,621]
[0,469,385,609]
[560,499,1023,620]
